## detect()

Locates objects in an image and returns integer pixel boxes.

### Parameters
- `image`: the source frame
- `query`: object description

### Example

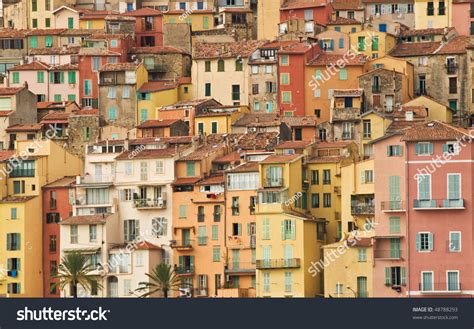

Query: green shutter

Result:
[203,16,209,29]
[178,256,183,268]
[50,72,54,83]
[68,72,76,84]
[291,220,296,240]
[428,233,433,251]
[68,17,74,29]
[448,174,460,200]
[442,144,449,153]
[428,143,433,155]
[416,233,421,251]
[30,36,38,48]
[237,223,242,236]
[60,72,64,83]
[190,256,194,269]
[281,220,285,241]
[414,144,420,155]
[401,267,406,286]
[385,267,391,285]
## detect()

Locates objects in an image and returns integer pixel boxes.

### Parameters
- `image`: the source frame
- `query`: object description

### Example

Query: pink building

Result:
[373,121,474,297]
[452,0,474,36]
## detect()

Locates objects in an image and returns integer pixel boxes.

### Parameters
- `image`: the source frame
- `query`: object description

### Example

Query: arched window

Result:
[217,59,225,72]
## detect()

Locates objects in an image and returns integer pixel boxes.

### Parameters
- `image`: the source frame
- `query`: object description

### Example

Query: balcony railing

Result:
[133,197,167,209]
[351,204,375,215]
[173,240,194,250]
[372,85,381,93]
[374,249,402,259]
[263,178,283,188]
[225,262,256,274]
[381,201,406,212]
[144,63,166,72]
[176,265,195,275]
[342,132,353,140]
[445,63,457,74]
[256,258,301,269]
[193,288,208,297]
[413,199,464,210]
[419,282,461,293]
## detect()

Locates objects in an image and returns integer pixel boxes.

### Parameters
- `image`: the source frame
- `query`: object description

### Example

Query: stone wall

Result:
[67,114,100,159]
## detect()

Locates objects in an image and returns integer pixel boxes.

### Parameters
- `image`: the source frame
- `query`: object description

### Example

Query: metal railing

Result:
[176,265,195,275]
[256,258,301,269]
[264,178,283,188]
[9,169,35,178]
[133,197,167,209]
[173,240,194,249]
[225,262,256,274]
[351,204,375,215]
[413,199,464,210]
[380,201,406,212]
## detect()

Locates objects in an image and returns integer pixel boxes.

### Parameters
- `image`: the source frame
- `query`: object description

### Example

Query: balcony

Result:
[374,249,402,260]
[413,199,465,210]
[193,288,208,297]
[176,265,194,275]
[256,258,301,269]
[225,262,256,275]
[351,204,375,215]
[445,63,457,74]
[263,178,283,188]
[381,201,406,212]
[419,282,461,294]
[331,107,360,122]
[79,175,114,185]
[133,196,167,209]
[172,240,194,251]
[144,63,167,72]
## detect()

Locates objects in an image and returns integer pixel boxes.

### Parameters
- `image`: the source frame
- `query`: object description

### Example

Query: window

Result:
[212,225,218,240]
[37,71,44,83]
[232,85,240,101]
[439,1,446,15]
[84,80,92,96]
[447,173,461,202]
[124,220,139,241]
[140,109,148,123]
[427,1,434,15]
[282,91,292,104]
[70,225,78,244]
[152,217,167,237]
[284,272,292,292]
[362,170,373,184]
[389,217,400,234]
[213,205,221,222]
[280,55,289,65]
[46,213,60,224]
[323,169,331,184]
[32,19,38,28]
[449,77,457,94]
[6,233,20,250]
[323,193,331,208]
[108,107,117,121]
[251,65,259,74]
[336,283,343,296]
[387,145,402,156]
[358,37,366,51]
[232,223,242,236]
[217,59,225,72]
[204,61,211,72]
[213,247,220,262]
[357,277,368,297]
[231,197,239,215]
[7,283,21,294]
[363,120,371,138]
[416,232,433,251]
[179,205,187,218]
[197,206,204,222]
[265,65,272,74]
[447,271,459,291]
[262,219,270,240]
[89,224,97,242]
[371,36,379,51]
[385,267,406,287]
[415,142,433,155]
[339,68,347,80]
[92,57,101,72]
[311,170,319,185]
[186,161,195,177]
[449,231,461,252]
[281,219,295,240]
[205,83,211,97]
[422,271,433,291]
[417,174,431,201]
[263,272,270,293]
[316,222,325,240]
[280,73,289,85]
[155,160,164,174]
[32,0,37,11]
[108,87,116,99]
[358,248,367,262]
[12,72,19,84]
[235,60,243,71]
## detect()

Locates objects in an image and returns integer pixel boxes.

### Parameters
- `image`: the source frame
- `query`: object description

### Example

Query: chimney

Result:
[124,137,129,150]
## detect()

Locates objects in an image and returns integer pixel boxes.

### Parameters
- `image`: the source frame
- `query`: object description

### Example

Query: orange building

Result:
[305,53,366,122]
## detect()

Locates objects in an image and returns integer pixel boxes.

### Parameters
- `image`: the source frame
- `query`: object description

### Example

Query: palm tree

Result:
[135,263,183,298]
[52,251,102,298]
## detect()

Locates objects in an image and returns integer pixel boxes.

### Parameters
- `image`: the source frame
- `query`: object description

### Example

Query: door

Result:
[182,229,190,246]
[385,95,394,112]
[344,97,353,108]
[379,24,387,32]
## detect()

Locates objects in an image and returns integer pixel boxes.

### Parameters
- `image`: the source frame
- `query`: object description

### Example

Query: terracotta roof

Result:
[436,36,471,55]
[0,196,36,203]
[194,40,268,59]
[259,40,300,50]
[0,151,15,162]
[129,136,194,146]
[43,176,76,188]
[196,174,225,185]
[401,121,469,141]
[124,7,162,16]
[61,214,111,225]
[135,241,162,250]
[227,161,259,173]
[308,53,366,66]
[178,144,224,161]
[281,0,327,10]
[60,29,102,36]
[73,109,99,116]
[315,141,352,148]
[327,17,362,25]
[233,113,280,127]
[219,7,252,13]
[27,29,66,36]
[393,106,428,119]
[400,27,454,38]
[281,116,317,127]
[331,1,364,10]
[9,61,49,71]
[279,42,320,55]
[6,124,42,132]
[130,46,190,55]
[41,112,72,122]
[0,29,27,38]
[213,151,241,164]
[99,62,139,72]
[50,63,78,71]
[37,101,75,109]
[138,81,177,93]
[173,177,200,185]
[275,140,314,149]
[29,46,80,55]
[333,89,363,97]
[386,120,425,134]
[115,148,181,160]
[391,36,471,57]
[0,111,14,117]
[136,119,180,128]
[0,87,24,95]
[260,154,302,164]
[79,48,121,56]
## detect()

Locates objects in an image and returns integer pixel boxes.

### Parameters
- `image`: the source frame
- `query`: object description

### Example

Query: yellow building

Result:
[414,0,452,29]
[0,140,82,297]
[137,81,180,123]
[257,0,282,40]
[359,111,392,158]
[195,105,249,136]
[255,154,322,297]
[350,30,397,59]
[322,159,375,298]
[79,11,109,30]
[163,10,214,31]
[28,0,75,29]
[403,95,453,123]
[326,18,362,34]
